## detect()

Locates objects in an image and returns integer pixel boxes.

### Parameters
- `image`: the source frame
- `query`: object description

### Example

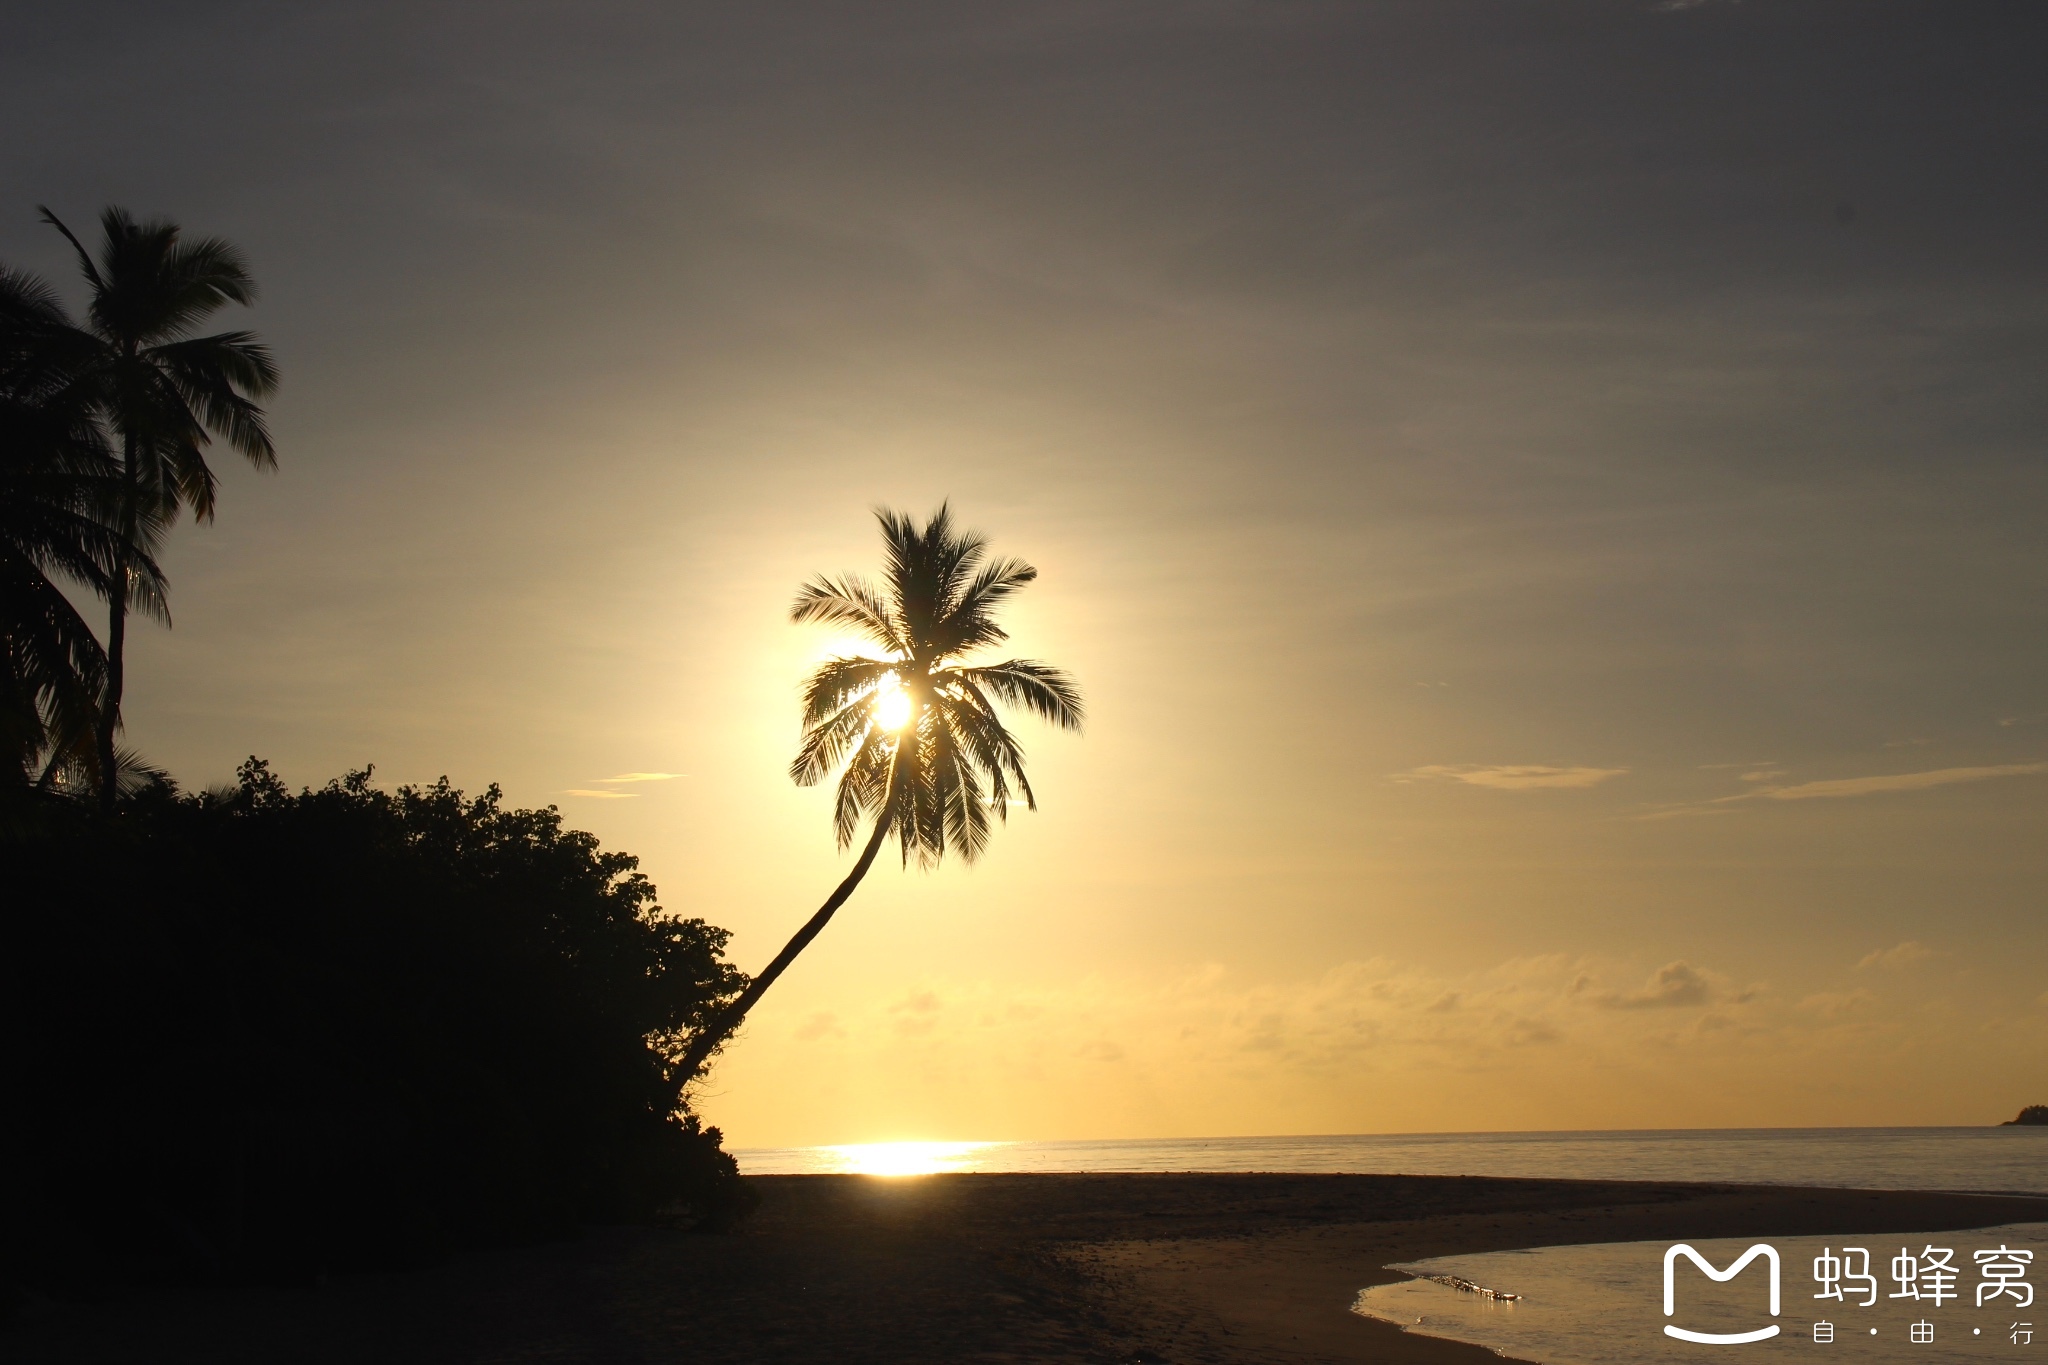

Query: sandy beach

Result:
[6,1174,2043,1364]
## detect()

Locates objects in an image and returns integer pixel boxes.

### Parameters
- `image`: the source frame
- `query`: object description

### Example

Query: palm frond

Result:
[929,715,993,863]
[937,554,1034,654]
[0,549,107,783]
[797,655,894,725]
[0,263,74,337]
[789,691,877,788]
[831,730,894,848]
[153,332,279,466]
[942,676,1035,812]
[145,234,260,341]
[789,573,905,653]
[790,506,1081,870]
[877,502,988,644]
[952,660,1085,731]
[34,207,105,294]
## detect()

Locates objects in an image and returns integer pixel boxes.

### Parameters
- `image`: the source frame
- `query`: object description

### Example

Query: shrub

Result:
[1,760,753,1293]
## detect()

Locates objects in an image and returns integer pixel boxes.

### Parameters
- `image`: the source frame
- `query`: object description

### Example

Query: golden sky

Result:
[7,2,2044,1145]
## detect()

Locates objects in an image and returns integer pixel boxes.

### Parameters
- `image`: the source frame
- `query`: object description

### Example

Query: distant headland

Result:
[2001,1106,2048,1126]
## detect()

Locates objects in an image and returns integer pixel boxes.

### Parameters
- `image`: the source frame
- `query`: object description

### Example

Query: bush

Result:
[1,760,754,1294]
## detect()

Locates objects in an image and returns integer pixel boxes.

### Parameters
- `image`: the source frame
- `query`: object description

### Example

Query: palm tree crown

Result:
[668,506,1081,1091]
[0,265,167,787]
[33,205,278,809]
[40,205,277,524]
[790,504,1083,863]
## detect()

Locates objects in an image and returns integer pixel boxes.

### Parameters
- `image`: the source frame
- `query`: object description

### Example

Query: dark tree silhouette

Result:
[672,505,1082,1086]
[2,760,752,1293]
[0,265,168,788]
[34,207,277,811]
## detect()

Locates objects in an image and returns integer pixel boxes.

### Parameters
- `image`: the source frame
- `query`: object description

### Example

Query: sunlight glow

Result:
[816,1141,999,1177]
[874,679,912,731]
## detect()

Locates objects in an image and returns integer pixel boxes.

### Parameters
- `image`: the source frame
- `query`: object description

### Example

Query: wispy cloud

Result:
[1394,764,1628,790]
[562,772,687,799]
[794,1011,843,1042]
[1856,941,1934,972]
[1583,960,1717,1009]
[1741,762,2048,802]
[1645,760,2048,821]
[1798,989,1877,1020]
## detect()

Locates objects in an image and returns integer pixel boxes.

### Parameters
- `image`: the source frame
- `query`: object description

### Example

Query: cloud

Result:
[1856,941,1934,972]
[1799,990,1877,1019]
[562,788,636,799]
[889,990,943,1036]
[1629,804,1735,822]
[1394,764,1629,790]
[1652,762,2048,820]
[755,948,1993,1140]
[1748,763,2048,801]
[794,1011,843,1041]
[597,772,685,784]
[1590,961,1714,1009]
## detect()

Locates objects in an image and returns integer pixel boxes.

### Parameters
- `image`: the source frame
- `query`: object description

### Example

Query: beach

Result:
[6,1174,2044,1364]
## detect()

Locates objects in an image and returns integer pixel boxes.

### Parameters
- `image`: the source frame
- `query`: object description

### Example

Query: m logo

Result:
[1663,1243,1782,1344]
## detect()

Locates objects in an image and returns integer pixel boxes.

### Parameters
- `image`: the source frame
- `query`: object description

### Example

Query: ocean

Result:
[734,1126,2048,1194]
[738,1126,2047,1364]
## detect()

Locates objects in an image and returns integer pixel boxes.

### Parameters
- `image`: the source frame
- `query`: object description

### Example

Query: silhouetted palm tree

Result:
[0,265,168,788]
[35,206,277,811]
[671,505,1082,1087]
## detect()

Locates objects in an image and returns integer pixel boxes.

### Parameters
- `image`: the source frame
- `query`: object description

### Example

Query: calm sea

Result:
[734,1127,2048,1194]
[738,1128,2047,1364]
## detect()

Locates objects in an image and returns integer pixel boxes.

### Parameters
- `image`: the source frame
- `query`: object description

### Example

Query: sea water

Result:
[734,1129,2047,1363]
[734,1127,2048,1194]
[1353,1224,2048,1364]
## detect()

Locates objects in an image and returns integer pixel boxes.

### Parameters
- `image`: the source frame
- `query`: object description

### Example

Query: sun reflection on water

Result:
[816,1141,1001,1176]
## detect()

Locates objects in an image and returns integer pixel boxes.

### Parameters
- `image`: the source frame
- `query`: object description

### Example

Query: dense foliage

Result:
[1,761,752,1295]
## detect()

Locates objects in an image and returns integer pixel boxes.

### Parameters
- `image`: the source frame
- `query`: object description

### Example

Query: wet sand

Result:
[5,1174,2043,1364]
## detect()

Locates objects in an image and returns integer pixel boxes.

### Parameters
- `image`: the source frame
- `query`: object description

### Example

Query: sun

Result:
[819,1141,996,1176]
[874,679,912,731]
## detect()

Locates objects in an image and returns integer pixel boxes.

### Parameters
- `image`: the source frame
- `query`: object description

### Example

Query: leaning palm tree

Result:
[35,206,277,812]
[670,505,1082,1087]
[0,264,169,789]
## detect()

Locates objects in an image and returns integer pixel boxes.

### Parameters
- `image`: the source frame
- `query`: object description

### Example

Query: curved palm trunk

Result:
[671,807,895,1091]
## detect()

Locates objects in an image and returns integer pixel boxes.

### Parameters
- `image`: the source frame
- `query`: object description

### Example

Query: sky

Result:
[5,0,2044,1147]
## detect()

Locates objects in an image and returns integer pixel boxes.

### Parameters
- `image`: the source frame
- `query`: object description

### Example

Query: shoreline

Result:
[1072,1178,2048,1363]
[6,1174,2044,1363]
